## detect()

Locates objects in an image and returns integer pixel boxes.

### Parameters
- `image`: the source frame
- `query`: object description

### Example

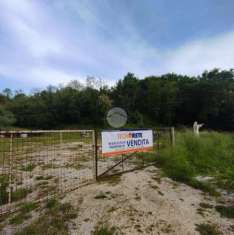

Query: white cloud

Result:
[28,67,85,86]
[0,65,72,85]
[0,0,234,91]
[0,0,63,58]
[10,19,62,58]
[160,31,234,76]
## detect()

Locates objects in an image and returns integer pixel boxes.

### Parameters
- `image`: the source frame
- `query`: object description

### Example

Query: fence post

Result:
[170,127,175,147]
[60,131,63,145]
[157,132,160,151]
[92,130,98,181]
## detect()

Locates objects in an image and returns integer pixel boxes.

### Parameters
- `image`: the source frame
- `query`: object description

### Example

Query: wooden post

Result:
[170,127,175,147]
[157,132,160,151]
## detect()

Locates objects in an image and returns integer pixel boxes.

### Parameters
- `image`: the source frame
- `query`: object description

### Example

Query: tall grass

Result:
[157,130,234,193]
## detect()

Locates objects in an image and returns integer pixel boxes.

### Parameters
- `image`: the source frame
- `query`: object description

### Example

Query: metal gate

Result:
[95,128,175,179]
[0,130,95,215]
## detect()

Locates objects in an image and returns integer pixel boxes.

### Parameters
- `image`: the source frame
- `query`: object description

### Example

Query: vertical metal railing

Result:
[8,134,13,205]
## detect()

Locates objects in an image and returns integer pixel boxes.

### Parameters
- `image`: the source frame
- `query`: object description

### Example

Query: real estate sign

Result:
[101,129,153,157]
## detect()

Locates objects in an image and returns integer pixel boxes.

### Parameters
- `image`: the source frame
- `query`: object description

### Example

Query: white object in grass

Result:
[193,121,204,136]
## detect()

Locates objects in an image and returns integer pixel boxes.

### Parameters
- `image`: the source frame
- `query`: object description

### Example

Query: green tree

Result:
[0,106,15,127]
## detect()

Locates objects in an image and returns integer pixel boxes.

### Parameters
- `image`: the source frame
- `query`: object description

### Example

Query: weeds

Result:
[20,202,38,213]
[65,162,84,170]
[197,203,213,217]
[35,176,44,181]
[12,188,32,202]
[9,213,31,225]
[215,205,234,218]
[199,203,213,209]
[98,175,121,186]
[94,192,108,199]
[157,131,234,194]
[197,208,206,217]
[196,223,222,235]
[14,198,77,235]
[45,198,59,209]
[35,175,53,181]
[1,185,32,206]
[0,174,9,205]
[9,202,38,225]
[94,225,117,235]
[21,164,36,172]
[36,181,49,188]
[187,179,219,196]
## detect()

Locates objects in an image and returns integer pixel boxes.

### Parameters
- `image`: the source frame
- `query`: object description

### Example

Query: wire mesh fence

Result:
[0,130,94,215]
[0,128,174,215]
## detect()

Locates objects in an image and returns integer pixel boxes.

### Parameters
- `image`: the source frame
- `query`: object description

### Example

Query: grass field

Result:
[156,130,234,195]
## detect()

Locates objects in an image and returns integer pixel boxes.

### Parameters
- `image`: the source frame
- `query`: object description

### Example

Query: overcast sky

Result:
[0,0,234,91]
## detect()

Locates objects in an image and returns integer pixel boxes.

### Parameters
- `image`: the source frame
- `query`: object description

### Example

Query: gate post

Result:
[92,130,98,181]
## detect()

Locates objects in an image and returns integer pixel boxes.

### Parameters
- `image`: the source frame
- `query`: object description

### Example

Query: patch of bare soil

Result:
[64,166,233,235]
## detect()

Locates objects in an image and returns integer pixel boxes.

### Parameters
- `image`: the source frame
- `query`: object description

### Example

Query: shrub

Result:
[196,223,222,235]
[157,130,234,193]
[215,205,234,218]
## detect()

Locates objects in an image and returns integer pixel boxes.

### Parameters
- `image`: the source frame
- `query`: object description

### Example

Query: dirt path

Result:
[64,166,233,235]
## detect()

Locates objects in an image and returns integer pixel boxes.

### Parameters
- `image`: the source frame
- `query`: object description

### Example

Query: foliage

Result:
[93,225,117,235]
[1,69,234,130]
[0,174,9,205]
[9,213,31,225]
[14,199,77,235]
[0,106,15,127]
[20,202,38,214]
[196,223,222,235]
[21,164,36,172]
[0,177,33,205]
[215,205,234,218]
[9,202,37,225]
[157,131,234,193]
[12,188,32,202]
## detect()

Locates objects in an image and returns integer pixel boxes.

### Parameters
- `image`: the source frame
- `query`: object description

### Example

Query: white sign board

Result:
[101,129,153,157]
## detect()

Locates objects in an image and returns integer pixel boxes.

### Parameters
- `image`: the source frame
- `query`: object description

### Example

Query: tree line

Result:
[0,68,234,130]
